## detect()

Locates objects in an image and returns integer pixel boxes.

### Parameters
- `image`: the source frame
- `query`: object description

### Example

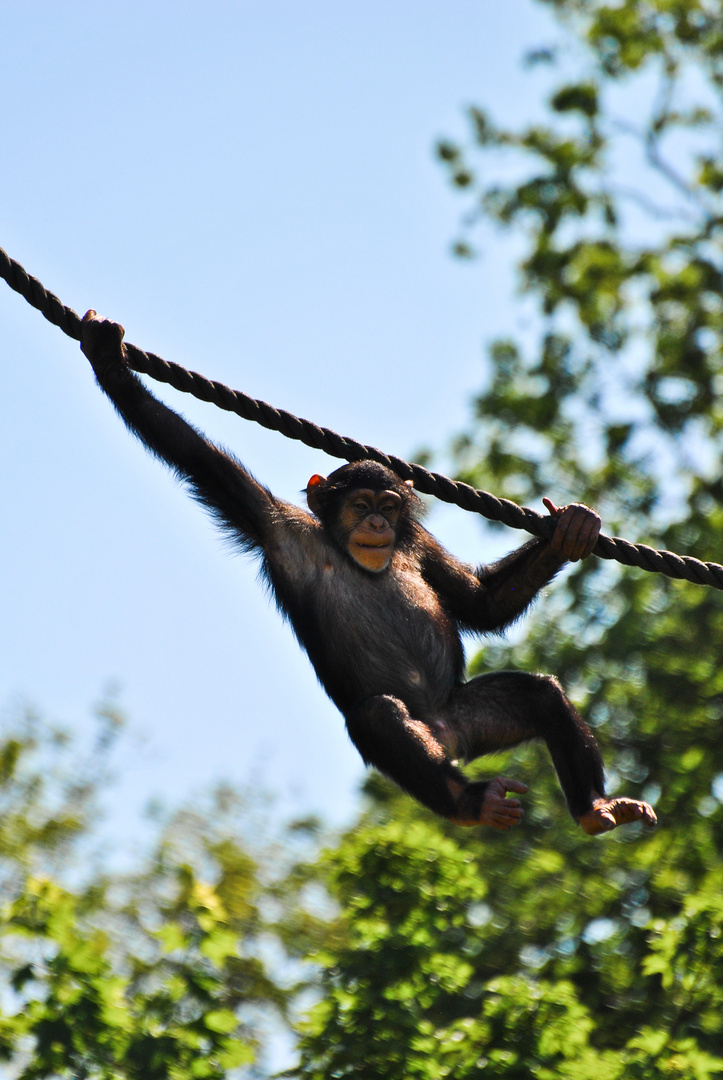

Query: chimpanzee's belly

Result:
[306,560,460,715]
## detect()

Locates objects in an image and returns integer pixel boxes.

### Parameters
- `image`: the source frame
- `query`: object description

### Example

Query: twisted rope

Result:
[3,244,723,590]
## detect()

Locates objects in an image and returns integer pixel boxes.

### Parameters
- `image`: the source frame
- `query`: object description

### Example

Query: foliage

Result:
[0,701,119,893]
[1,875,255,1080]
[0,714,294,1079]
[292,1,723,1077]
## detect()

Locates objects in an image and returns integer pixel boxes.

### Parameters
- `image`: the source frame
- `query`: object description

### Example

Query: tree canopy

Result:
[294,1,723,1076]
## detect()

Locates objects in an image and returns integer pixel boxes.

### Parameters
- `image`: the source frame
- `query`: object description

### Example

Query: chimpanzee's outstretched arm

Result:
[421,501,601,633]
[80,313,279,549]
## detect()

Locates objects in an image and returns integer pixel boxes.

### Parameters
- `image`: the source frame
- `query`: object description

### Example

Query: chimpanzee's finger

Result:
[499,777,529,794]
[551,505,600,561]
[574,514,601,559]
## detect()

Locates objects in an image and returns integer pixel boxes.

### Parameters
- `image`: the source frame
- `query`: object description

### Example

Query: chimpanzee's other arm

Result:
[421,501,601,633]
[80,313,278,549]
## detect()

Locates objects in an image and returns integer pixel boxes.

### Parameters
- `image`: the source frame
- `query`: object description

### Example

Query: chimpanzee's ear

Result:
[306,474,326,516]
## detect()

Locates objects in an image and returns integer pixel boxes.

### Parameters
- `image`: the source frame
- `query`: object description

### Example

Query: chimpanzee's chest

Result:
[282,545,461,712]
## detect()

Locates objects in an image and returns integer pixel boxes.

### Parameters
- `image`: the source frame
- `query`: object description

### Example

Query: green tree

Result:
[0,713,294,1078]
[292,1,723,1076]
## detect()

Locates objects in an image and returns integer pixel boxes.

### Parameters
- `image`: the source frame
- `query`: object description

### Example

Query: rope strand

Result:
[3,243,722,590]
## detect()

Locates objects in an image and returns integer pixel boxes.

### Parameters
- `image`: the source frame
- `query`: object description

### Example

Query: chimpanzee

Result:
[79,311,656,835]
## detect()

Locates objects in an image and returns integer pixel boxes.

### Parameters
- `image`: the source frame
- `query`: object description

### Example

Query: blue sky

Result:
[0,1,560,845]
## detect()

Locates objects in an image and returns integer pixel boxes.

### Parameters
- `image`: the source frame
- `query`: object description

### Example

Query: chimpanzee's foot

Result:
[578,797,657,836]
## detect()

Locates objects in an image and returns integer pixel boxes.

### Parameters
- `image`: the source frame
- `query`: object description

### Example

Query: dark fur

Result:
[81,317,606,822]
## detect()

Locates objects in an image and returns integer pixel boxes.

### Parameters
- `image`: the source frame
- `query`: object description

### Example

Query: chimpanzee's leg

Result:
[345,695,468,820]
[345,684,655,833]
[345,695,526,828]
[444,671,603,820]
[445,671,657,832]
